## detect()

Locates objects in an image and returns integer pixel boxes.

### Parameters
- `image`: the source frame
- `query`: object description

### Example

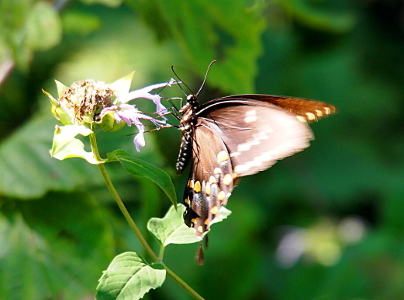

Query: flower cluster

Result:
[44,72,178,163]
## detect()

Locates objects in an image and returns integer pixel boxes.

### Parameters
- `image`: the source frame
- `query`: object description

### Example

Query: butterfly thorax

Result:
[176,95,199,174]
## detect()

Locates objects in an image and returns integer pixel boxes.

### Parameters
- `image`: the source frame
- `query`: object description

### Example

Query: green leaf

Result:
[108,149,177,207]
[96,252,166,300]
[147,204,232,246]
[50,124,104,164]
[148,204,201,246]
[26,1,62,51]
[0,112,103,199]
[110,71,135,103]
[131,0,265,93]
[43,85,75,125]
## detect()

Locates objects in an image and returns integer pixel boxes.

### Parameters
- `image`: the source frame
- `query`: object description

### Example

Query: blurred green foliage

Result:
[1,0,404,299]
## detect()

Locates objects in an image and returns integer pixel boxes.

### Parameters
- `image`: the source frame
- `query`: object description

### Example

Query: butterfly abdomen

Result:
[176,102,196,174]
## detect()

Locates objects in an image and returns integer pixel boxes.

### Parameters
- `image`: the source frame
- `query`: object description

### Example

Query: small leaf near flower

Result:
[50,124,104,164]
[109,71,135,103]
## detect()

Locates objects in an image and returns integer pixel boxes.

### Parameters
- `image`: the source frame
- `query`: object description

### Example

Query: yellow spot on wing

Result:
[214,168,222,174]
[217,151,229,163]
[209,176,217,184]
[205,183,211,195]
[184,198,190,205]
[204,219,209,225]
[198,226,203,233]
[223,174,232,185]
[194,181,201,193]
[211,206,218,215]
[305,112,316,121]
[218,191,226,201]
[296,115,306,123]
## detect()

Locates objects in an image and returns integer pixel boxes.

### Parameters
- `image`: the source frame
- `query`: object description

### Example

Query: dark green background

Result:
[1,0,404,299]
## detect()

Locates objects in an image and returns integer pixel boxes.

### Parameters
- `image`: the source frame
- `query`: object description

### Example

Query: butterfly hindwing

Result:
[183,119,235,237]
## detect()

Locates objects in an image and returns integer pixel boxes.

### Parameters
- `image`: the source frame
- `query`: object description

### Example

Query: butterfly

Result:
[173,64,336,242]
[175,92,336,240]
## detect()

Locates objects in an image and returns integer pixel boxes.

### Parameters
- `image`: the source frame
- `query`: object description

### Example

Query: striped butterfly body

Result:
[176,94,336,238]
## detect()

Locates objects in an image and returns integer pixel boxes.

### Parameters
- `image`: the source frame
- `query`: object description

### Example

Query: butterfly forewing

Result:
[200,99,314,176]
[200,95,336,123]
[183,119,235,237]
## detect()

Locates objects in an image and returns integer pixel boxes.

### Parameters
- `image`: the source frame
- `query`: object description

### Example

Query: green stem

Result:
[90,132,158,261]
[89,133,204,300]
[97,162,159,261]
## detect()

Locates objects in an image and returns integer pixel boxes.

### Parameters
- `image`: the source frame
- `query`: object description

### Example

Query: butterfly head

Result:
[186,94,199,110]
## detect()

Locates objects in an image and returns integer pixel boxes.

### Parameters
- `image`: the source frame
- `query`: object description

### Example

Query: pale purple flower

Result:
[100,79,177,151]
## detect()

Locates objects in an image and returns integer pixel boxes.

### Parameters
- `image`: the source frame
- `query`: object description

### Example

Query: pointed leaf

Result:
[96,252,166,300]
[110,71,135,104]
[108,150,177,207]
[43,88,75,125]
[55,80,69,98]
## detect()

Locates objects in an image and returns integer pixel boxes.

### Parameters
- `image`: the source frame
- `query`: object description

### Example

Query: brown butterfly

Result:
[176,93,336,238]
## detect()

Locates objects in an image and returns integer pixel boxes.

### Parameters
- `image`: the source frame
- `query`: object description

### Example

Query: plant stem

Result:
[89,133,204,299]
[90,133,158,261]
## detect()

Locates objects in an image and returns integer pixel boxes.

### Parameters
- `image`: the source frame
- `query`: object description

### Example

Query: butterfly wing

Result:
[201,95,337,123]
[198,96,329,176]
[183,118,235,237]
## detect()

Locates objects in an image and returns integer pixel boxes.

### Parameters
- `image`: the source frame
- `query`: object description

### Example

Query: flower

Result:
[98,77,178,151]
[43,72,179,163]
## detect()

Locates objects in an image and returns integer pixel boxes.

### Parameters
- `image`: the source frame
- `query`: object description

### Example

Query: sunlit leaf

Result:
[147,204,231,245]
[148,204,200,245]
[50,124,103,164]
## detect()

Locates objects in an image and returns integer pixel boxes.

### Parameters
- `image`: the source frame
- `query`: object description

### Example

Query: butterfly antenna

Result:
[171,65,195,96]
[196,60,216,96]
